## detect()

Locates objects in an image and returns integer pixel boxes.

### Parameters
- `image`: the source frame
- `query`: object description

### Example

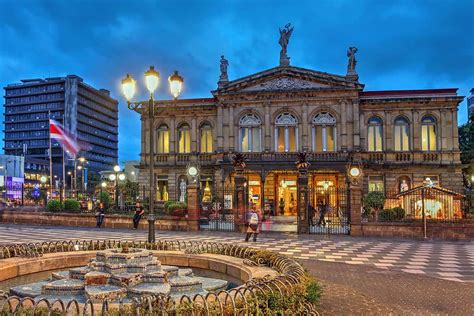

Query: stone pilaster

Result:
[186,183,200,231]
[297,170,309,234]
[349,181,363,236]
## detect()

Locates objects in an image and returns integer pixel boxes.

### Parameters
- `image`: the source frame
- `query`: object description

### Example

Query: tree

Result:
[362,191,386,221]
[459,117,474,188]
[119,180,139,205]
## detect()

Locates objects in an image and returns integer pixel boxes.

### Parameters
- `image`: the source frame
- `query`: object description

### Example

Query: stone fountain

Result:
[9,246,228,303]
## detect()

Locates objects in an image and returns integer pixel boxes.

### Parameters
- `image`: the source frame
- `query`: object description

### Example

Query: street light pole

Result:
[121,67,183,243]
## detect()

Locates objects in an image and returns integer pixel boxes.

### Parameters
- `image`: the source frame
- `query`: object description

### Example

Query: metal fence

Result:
[363,187,468,223]
[0,239,318,315]
[199,186,236,232]
[308,186,349,235]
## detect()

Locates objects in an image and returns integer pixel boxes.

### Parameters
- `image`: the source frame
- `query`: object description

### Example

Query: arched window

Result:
[178,123,191,153]
[157,124,169,154]
[312,112,336,152]
[421,115,437,151]
[275,112,298,152]
[239,114,261,152]
[367,116,383,152]
[394,116,410,151]
[200,123,213,153]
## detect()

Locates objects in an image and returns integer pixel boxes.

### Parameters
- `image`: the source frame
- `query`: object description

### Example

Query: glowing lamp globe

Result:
[144,66,160,93]
[168,70,184,99]
[101,182,107,188]
[113,165,121,172]
[349,167,361,178]
[121,74,136,101]
[109,174,116,181]
[118,174,126,181]
[187,166,198,177]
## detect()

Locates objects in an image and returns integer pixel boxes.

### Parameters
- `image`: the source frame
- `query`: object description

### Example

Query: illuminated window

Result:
[200,123,213,153]
[394,116,410,151]
[421,116,437,151]
[368,175,384,192]
[157,124,169,154]
[367,116,383,152]
[239,114,261,152]
[178,123,191,153]
[312,112,336,152]
[275,112,298,152]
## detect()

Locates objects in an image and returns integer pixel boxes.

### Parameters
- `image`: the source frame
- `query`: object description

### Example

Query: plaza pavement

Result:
[0,223,472,283]
[0,223,473,315]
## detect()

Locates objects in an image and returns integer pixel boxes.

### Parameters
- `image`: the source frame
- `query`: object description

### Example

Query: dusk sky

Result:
[1,0,473,163]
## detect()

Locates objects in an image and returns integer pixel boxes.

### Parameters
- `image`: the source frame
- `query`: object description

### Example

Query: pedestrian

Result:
[133,201,145,229]
[245,205,260,242]
[308,203,316,226]
[96,202,105,228]
[317,200,327,226]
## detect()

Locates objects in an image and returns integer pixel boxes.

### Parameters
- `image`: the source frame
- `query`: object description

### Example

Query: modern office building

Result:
[468,88,474,120]
[0,154,24,199]
[3,75,119,178]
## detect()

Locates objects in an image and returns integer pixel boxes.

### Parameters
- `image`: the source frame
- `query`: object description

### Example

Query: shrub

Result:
[164,201,187,215]
[63,199,80,212]
[47,199,62,212]
[363,191,386,220]
[392,207,406,220]
[98,192,111,210]
[379,209,394,221]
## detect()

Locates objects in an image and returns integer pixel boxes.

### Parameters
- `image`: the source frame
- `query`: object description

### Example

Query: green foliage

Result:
[47,199,62,212]
[392,207,406,220]
[459,119,474,165]
[63,199,80,212]
[306,278,323,303]
[98,192,111,209]
[163,200,187,215]
[362,191,386,212]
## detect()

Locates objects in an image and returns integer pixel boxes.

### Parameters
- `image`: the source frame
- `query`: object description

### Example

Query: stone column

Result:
[297,169,309,234]
[302,103,309,151]
[186,183,200,231]
[191,116,197,153]
[341,100,348,151]
[264,103,271,151]
[169,117,176,153]
[349,179,363,236]
[353,100,360,150]
[229,106,235,151]
[217,104,224,152]
[234,169,247,232]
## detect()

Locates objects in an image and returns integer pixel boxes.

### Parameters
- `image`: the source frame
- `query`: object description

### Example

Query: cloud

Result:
[1,0,473,162]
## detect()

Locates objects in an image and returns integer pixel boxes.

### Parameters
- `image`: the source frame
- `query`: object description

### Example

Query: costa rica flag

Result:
[49,119,81,157]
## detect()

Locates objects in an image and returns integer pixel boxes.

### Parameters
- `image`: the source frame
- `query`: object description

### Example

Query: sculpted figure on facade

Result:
[218,55,229,88]
[179,178,187,202]
[346,47,358,79]
[279,23,294,66]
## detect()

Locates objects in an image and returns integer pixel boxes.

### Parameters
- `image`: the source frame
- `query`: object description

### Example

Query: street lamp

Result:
[100,181,107,202]
[40,175,47,205]
[121,66,184,243]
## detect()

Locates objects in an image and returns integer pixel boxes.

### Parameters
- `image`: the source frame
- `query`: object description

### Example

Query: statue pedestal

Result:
[280,57,290,67]
[186,184,200,231]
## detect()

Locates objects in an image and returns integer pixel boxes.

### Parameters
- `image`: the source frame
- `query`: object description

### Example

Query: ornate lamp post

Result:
[121,66,184,243]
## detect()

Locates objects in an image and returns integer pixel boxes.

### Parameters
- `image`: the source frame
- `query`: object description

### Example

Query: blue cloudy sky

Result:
[1,0,473,162]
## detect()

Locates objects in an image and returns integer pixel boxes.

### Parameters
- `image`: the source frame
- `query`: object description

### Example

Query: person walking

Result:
[96,202,105,228]
[317,200,327,226]
[133,201,145,229]
[245,206,260,242]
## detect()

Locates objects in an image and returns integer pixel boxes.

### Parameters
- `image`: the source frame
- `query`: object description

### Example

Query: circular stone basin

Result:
[6,248,231,303]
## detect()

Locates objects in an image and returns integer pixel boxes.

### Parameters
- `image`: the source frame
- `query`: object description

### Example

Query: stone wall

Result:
[358,222,474,240]
[0,210,195,231]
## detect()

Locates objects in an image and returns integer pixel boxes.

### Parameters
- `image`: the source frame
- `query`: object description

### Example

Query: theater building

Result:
[137,35,464,232]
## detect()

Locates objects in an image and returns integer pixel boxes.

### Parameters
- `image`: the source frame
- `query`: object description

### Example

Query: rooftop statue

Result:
[218,55,229,88]
[346,47,359,80]
[279,23,294,66]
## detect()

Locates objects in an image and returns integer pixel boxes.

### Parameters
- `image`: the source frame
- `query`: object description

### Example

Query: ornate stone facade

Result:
[137,64,464,213]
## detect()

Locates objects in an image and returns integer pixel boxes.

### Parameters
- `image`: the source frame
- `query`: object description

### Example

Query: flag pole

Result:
[62,118,66,199]
[48,114,53,200]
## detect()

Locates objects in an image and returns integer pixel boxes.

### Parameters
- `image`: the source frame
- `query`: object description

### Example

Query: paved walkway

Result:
[0,224,472,283]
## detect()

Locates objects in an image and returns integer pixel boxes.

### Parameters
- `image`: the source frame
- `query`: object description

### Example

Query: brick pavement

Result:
[0,223,472,284]
[0,223,473,314]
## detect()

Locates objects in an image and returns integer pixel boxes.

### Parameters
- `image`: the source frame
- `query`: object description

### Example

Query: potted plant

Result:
[362,191,385,221]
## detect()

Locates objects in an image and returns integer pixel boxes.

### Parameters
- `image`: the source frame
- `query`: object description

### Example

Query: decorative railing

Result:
[0,240,318,315]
